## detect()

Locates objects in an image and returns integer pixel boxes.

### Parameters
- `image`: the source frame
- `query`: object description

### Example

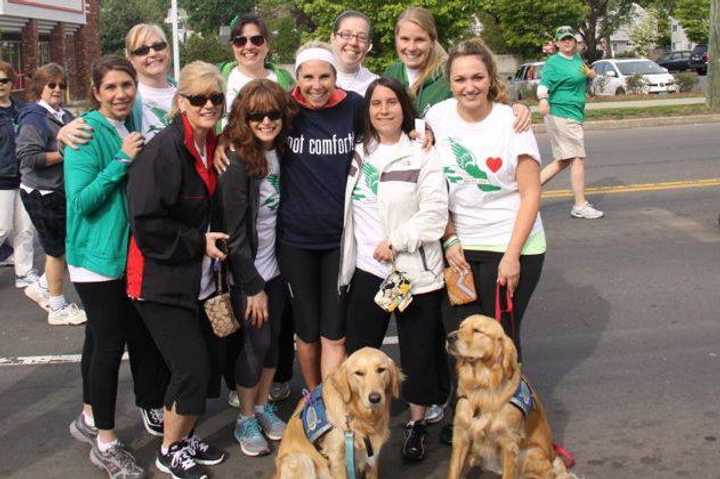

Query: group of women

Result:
[35,6,550,479]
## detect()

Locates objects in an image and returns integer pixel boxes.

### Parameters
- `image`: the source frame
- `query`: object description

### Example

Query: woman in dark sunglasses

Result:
[218,79,297,456]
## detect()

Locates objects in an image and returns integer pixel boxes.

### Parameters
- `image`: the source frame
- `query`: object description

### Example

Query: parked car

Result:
[689,44,708,75]
[590,58,679,96]
[656,50,692,72]
[508,61,544,101]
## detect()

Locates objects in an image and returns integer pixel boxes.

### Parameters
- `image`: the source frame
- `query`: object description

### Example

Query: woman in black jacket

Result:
[126,61,227,479]
[219,79,296,456]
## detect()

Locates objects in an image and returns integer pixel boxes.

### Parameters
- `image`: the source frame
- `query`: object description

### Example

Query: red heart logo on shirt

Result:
[486,157,502,173]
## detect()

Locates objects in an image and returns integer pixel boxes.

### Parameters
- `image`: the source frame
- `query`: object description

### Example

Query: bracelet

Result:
[443,235,458,248]
[443,237,460,251]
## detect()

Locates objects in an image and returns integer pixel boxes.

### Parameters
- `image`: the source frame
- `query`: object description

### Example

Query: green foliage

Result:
[626,73,645,94]
[581,0,636,62]
[256,0,308,64]
[295,0,482,72]
[674,71,699,92]
[100,0,167,54]
[180,33,232,66]
[674,0,710,44]
[629,7,660,56]
[184,0,256,35]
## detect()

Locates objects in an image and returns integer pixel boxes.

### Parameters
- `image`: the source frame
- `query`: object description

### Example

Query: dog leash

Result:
[494,284,518,345]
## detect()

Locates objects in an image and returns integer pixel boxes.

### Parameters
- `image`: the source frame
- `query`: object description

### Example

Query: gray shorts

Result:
[544,114,586,161]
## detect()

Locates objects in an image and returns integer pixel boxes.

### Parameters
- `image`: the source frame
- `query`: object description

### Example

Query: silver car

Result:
[508,61,544,101]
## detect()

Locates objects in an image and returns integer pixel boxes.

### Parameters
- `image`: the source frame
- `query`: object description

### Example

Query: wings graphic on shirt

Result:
[351,161,379,200]
[261,174,280,210]
[445,138,501,192]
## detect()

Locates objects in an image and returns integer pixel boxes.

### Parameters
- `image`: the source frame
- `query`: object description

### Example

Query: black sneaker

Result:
[156,441,207,479]
[402,421,427,461]
[440,423,453,446]
[140,407,164,437]
[187,432,225,466]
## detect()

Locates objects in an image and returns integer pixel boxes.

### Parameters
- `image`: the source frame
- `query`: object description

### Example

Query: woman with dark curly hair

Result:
[219,79,297,456]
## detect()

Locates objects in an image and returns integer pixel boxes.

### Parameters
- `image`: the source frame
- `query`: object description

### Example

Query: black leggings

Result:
[441,251,545,362]
[229,276,288,389]
[345,269,450,407]
[77,280,167,430]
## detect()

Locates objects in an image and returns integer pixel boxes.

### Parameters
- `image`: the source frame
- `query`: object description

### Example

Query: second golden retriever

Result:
[446,314,576,479]
[274,347,402,479]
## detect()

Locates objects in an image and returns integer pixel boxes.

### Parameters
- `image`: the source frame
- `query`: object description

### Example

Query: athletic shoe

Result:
[268,381,291,402]
[156,441,207,479]
[571,202,604,219]
[440,423,453,446]
[69,413,98,445]
[233,416,270,457]
[139,407,164,437]
[186,432,225,466]
[24,280,50,311]
[402,421,427,462]
[227,390,240,408]
[15,270,40,288]
[48,303,87,325]
[89,441,145,479]
[424,404,445,424]
[256,403,286,441]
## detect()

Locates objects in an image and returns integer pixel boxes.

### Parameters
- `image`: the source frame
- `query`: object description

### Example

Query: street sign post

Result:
[170,0,181,81]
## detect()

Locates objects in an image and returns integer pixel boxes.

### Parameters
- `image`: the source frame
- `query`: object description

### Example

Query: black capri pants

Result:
[442,250,545,362]
[134,301,212,416]
[76,280,167,430]
[345,269,450,407]
[277,243,346,343]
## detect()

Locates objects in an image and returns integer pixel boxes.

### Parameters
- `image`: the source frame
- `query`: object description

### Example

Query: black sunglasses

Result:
[231,35,265,48]
[183,92,225,107]
[246,110,282,122]
[47,82,67,90]
[0,78,12,85]
[131,41,168,57]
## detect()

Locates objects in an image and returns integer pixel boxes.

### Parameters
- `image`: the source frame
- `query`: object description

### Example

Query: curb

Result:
[532,114,720,133]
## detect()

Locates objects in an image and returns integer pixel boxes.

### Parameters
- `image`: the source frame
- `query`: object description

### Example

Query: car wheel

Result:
[615,87,626,96]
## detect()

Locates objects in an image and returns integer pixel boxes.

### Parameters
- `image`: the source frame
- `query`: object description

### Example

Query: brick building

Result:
[0,0,100,100]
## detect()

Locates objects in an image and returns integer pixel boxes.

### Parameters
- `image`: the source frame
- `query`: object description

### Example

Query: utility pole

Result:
[171,0,181,81]
[709,0,719,110]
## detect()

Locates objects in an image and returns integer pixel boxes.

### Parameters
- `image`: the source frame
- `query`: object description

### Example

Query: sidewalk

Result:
[530,96,706,113]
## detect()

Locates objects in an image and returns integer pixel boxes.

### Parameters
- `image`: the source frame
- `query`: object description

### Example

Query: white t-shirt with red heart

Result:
[426,99,544,249]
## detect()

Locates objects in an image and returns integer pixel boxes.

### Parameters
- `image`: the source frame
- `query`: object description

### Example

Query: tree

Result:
[184,0,256,35]
[674,0,710,43]
[256,0,308,64]
[629,7,660,56]
[100,0,167,54]
[180,33,232,65]
[580,0,636,62]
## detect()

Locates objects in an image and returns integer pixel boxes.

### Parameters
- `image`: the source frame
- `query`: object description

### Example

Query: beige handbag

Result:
[204,262,240,337]
[443,266,477,306]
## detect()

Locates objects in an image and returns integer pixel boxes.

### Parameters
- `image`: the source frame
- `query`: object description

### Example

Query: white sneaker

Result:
[571,202,604,219]
[48,303,87,326]
[228,390,240,408]
[16,270,40,288]
[424,404,445,424]
[24,281,50,311]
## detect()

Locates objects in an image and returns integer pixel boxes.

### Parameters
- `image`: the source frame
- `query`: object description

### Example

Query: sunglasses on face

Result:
[232,35,265,48]
[0,78,12,85]
[47,82,67,90]
[183,92,225,107]
[131,41,168,57]
[246,110,282,122]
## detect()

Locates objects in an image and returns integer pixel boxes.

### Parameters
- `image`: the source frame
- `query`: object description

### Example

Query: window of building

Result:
[0,41,23,89]
[39,41,50,66]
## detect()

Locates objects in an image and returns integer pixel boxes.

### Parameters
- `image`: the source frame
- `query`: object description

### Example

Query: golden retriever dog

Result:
[446,315,576,479]
[274,347,402,479]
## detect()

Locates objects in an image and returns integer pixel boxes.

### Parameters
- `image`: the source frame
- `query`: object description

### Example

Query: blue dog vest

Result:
[301,385,333,443]
[509,378,533,416]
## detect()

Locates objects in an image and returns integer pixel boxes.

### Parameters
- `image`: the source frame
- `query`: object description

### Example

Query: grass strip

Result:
[532,103,713,123]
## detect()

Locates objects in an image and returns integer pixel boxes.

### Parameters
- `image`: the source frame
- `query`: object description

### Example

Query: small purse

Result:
[374,251,414,313]
[204,260,241,338]
[443,266,477,305]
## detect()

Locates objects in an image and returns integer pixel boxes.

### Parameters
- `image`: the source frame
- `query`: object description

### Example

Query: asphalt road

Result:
[1,122,719,479]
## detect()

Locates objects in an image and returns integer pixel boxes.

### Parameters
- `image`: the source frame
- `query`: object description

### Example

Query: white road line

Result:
[0,336,400,366]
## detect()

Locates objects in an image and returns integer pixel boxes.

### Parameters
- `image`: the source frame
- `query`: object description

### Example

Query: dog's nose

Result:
[368,392,382,404]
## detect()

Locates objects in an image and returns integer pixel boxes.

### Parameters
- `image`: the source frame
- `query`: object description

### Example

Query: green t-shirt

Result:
[540,53,588,122]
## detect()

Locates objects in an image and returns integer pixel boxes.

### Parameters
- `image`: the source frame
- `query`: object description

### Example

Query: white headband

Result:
[295,48,337,73]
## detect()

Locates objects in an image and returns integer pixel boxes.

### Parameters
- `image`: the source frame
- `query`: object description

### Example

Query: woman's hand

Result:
[538,99,550,116]
[205,232,229,260]
[373,240,393,263]
[409,128,435,151]
[121,132,145,160]
[511,103,532,132]
[245,290,269,327]
[497,252,520,298]
[580,63,596,79]
[213,137,231,173]
[57,118,93,150]
[445,243,470,274]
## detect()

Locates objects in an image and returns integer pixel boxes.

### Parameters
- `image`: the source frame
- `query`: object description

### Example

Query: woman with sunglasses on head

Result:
[219,79,297,456]
[64,55,155,479]
[425,38,545,442]
[330,10,378,96]
[15,63,86,325]
[339,77,450,461]
[126,61,227,479]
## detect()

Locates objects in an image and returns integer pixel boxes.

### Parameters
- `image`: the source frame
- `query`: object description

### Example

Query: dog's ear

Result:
[331,363,353,403]
[388,363,404,399]
[502,335,519,379]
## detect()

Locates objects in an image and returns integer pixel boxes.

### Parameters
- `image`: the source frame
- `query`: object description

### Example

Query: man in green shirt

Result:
[537,26,604,219]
